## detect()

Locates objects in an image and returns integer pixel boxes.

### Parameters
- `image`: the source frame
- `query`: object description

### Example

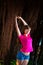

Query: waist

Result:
[22,52,30,55]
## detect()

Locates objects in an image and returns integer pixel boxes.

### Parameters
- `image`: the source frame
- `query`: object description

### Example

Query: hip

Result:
[16,51,30,60]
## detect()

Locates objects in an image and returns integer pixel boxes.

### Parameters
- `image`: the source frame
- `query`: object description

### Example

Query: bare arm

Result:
[17,16,28,25]
[15,16,21,36]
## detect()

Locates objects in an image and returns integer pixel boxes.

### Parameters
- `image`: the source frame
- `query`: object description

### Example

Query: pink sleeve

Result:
[18,34,23,41]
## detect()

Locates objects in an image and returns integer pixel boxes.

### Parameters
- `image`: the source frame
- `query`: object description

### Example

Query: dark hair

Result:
[22,25,31,34]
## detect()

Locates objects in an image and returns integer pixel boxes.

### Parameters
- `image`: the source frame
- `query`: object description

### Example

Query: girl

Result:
[15,16,33,65]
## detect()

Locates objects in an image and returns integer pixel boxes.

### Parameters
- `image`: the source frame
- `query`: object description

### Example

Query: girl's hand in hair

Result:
[17,16,21,19]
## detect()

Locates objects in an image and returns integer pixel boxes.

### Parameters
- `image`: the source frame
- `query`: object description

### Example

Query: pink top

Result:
[18,34,33,53]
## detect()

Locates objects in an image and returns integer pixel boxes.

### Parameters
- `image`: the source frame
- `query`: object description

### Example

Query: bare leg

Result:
[16,59,19,65]
[21,60,29,65]
[16,59,24,65]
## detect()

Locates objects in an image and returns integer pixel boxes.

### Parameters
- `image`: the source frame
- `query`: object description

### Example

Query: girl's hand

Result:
[17,16,21,19]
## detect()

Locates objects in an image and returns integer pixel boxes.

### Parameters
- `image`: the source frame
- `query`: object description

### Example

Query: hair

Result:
[22,25,31,34]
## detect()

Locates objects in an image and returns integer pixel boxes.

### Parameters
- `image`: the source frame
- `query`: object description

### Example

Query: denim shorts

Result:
[16,51,30,60]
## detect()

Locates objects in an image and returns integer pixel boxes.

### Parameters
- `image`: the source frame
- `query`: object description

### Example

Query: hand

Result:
[17,16,21,19]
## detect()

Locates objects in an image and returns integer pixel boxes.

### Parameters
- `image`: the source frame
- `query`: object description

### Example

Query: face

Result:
[24,28,31,35]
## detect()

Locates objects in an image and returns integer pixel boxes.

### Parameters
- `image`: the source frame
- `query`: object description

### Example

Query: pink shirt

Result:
[18,34,33,53]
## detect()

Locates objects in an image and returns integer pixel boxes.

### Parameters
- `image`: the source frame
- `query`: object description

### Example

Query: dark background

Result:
[0,0,43,65]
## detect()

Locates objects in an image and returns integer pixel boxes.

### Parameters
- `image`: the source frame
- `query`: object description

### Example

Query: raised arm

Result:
[15,16,21,36]
[17,16,28,25]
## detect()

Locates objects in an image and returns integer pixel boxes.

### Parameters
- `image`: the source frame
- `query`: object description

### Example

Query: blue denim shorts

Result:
[16,51,30,60]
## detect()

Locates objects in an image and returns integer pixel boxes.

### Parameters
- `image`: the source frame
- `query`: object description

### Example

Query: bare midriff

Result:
[22,52,30,55]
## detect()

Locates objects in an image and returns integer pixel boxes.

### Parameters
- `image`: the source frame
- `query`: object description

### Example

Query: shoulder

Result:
[18,34,23,39]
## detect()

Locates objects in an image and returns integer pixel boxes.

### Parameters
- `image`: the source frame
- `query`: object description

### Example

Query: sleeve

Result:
[18,34,23,41]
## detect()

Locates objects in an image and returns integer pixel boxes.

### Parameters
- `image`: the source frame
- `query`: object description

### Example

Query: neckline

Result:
[24,34,30,37]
